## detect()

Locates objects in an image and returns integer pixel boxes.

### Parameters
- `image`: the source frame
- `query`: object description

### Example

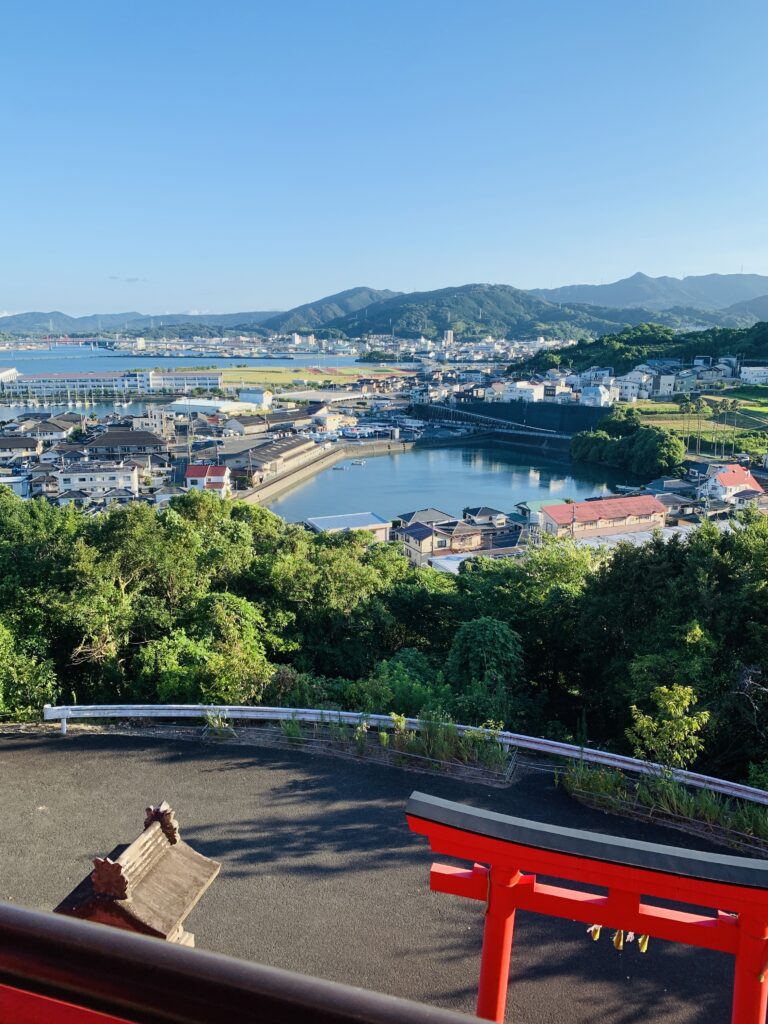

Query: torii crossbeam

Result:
[406,791,768,1023]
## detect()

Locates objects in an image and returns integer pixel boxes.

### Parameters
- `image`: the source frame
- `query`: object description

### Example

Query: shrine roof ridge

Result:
[406,791,768,890]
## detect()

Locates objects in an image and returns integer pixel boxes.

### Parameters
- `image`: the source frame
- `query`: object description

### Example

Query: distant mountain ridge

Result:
[0,309,279,334]
[0,276,764,340]
[322,283,753,340]
[259,287,401,333]
[724,294,768,319]
[0,286,398,336]
[531,272,768,311]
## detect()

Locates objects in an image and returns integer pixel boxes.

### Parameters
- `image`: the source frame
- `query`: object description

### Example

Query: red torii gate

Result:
[406,791,768,1024]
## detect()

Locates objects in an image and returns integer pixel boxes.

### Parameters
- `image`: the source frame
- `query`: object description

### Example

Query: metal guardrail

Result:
[0,901,480,1024]
[42,703,768,807]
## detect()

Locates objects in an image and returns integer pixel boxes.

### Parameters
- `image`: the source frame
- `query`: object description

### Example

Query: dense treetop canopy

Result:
[1,486,768,785]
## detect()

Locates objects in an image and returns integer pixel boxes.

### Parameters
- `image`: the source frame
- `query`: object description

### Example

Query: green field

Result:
[636,389,768,455]
[221,364,414,387]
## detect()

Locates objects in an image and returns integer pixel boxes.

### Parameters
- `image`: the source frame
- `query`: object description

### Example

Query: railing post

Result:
[60,716,67,735]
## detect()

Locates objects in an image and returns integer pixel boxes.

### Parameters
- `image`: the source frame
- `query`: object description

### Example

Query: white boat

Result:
[351,459,366,466]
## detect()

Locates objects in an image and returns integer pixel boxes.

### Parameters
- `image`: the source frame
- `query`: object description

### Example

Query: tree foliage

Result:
[4,484,768,784]
[572,408,686,476]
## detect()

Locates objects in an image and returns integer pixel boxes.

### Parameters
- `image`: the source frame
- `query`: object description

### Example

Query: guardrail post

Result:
[60,715,67,735]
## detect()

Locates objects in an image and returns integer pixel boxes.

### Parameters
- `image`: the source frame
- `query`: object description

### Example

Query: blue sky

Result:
[1,0,767,314]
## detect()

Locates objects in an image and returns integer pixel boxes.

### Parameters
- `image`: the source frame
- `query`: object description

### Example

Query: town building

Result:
[740,366,768,385]
[184,464,232,498]
[238,388,273,408]
[699,463,765,505]
[540,495,667,539]
[0,469,29,498]
[304,512,391,542]
[502,381,545,402]
[399,519,484,566]
[579,384,613,407]
[463,506,507,527]
[0,436,43,459]
[83,429,170,458]
[0,369,224,399]
[199,435,318,481]
[56,462,140,498]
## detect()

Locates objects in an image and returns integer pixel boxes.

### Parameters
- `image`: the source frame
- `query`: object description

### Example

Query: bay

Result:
[266,445,631,522]
[0,346,370,375]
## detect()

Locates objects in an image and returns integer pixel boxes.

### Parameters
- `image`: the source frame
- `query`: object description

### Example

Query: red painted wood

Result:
[408,813,768,1024]
[0,983,131,1023]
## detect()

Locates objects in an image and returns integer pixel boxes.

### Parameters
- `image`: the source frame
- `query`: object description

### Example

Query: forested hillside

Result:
[1,488,768,785]
[528,321,768,375]
[323,284,745,340]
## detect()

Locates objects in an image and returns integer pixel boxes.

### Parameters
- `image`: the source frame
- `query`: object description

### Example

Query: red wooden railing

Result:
[0,901,478,1024]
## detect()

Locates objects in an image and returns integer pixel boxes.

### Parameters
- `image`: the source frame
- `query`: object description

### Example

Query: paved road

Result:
[0,732,733,1023]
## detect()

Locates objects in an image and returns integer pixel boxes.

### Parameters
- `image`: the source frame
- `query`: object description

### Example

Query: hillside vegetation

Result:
[2,488,768,787]
[529,321,768,375]
[1,282,757,339]
[259,287,400,333]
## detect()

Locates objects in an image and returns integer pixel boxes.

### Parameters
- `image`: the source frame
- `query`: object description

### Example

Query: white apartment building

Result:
[239,388,273,409]
[740,366,768,385]
[151,371,223,391]
[55,461,140,497]
[580,384,613,407]
[0,369,223,398]
[0,368,19,385]
[503,381,545,402]
[615,371,653,402]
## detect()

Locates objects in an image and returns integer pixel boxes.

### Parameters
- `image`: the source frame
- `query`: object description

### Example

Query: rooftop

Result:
[85,429,168,448]
[396,508,453,526]
[185,464,229,479]
[305,512,390,532]
[713,465,764,493]
[542,495,667,527]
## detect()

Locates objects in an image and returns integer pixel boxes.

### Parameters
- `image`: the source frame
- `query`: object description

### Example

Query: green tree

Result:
[626,685,710,769]
[0,621,59,719]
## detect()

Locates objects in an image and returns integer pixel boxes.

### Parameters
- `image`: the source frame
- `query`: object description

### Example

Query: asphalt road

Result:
[0,732,734,1023]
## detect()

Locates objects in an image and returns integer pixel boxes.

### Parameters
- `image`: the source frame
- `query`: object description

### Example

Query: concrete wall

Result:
[239,440,415,505]
[457,399,606,434]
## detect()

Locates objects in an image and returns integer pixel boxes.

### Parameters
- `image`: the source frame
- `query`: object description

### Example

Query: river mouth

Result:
[266,441,634,522]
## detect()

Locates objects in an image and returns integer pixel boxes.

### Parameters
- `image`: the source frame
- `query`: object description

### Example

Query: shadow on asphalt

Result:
[0,732,732,1023]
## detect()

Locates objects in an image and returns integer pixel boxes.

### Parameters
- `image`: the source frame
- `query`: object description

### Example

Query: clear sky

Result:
[1,0,767,315]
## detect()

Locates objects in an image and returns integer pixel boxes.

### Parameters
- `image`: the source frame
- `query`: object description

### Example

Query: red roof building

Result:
[702,463,764,503]
[184,463,231,498]
[541,495,667,538]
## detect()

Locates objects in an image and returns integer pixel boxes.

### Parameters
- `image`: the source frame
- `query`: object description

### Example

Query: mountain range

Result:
[1,275,767,340]
[531,272,768,311]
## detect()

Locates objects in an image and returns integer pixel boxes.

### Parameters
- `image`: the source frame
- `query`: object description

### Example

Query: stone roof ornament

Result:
[144,801,179,845]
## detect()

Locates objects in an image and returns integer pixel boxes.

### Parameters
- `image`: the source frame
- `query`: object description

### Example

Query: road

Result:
[0,731,733,1023]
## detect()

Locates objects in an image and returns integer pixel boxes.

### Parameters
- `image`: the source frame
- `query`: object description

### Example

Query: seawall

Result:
[239,439,416,505]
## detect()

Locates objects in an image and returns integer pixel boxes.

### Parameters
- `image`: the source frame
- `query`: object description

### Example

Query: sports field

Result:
[0,730,732,1023]
[222,364,414,387]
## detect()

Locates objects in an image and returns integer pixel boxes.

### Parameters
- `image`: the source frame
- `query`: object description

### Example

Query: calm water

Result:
[0,347,387,375]
[0,400,148,420]
[267,445,630,521]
